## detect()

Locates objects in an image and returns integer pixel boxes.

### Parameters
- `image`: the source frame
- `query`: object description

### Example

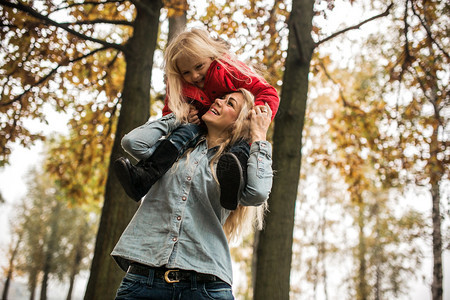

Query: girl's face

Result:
[202,92,244,131]
[177,55,213,89]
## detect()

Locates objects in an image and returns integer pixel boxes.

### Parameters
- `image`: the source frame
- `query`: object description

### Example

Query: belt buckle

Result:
[164,269,180,283]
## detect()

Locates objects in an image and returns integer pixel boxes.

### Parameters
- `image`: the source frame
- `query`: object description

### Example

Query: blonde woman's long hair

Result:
[206,88,268,242]
[164,27,266,123]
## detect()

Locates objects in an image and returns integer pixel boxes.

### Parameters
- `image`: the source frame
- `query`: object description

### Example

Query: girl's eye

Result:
[196,63,204,70]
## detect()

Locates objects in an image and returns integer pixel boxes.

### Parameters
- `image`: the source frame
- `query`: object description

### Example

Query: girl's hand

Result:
[188,105,201,124]
[249,103,272,143]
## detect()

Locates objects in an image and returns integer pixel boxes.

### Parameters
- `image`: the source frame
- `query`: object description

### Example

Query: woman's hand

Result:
[249,103,272,143]
[188,105,201,125]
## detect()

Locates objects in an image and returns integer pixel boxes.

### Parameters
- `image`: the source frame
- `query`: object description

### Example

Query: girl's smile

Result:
[177,55,213,89]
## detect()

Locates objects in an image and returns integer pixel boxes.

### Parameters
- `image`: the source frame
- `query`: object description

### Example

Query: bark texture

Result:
[84,2,163,299]
[254,0,315,299]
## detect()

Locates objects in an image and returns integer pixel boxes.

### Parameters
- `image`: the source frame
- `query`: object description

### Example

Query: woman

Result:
[111,88,273,299]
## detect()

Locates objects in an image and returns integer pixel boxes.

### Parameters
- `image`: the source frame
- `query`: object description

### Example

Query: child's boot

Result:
[216,152,248,210]
[114,140,179,201]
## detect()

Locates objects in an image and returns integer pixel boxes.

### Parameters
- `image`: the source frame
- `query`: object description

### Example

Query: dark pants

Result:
[167,123,250,159]
[115,272,234,300]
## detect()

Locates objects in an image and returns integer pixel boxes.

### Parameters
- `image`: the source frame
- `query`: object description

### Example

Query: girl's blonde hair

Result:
[164,27,265,123]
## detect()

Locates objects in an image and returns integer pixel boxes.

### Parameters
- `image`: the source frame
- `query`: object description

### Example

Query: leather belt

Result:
[127,263,217,283]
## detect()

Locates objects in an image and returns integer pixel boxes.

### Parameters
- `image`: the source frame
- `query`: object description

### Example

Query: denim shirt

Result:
[111,114,273,285]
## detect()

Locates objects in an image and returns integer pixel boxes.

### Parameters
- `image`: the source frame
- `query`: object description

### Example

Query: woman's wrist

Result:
[251,135,267,143]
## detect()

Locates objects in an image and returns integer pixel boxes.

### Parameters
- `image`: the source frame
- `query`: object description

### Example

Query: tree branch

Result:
[60,19,133,27]
[0,0,126,52]
[0,22,18,29]
[315,3,394,47]
[318,59,349,108]
[0,46,110,107]
[52,0,128,13]
[410,0,450,60]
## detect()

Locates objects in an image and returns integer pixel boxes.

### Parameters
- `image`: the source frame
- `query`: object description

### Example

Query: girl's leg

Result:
[114,124,204,201]
[216,140,250,210]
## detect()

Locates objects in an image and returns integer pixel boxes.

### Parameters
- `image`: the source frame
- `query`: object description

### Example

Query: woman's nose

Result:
[214,97,225,105]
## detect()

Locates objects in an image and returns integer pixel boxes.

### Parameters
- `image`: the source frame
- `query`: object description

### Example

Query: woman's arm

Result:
[121,113,179,161]
[240,104,273,206]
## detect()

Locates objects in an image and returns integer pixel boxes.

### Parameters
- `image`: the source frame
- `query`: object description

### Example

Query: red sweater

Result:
[163,60,279,121]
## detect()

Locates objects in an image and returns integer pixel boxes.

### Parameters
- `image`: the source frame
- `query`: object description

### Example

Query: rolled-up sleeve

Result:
[239,141,273,206]
[121,113,179,160]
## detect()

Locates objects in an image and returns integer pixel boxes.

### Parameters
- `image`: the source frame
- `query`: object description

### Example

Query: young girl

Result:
[114,27,279,210]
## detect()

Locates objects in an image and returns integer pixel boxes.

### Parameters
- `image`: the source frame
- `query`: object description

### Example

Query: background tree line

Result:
[0,0,447,299]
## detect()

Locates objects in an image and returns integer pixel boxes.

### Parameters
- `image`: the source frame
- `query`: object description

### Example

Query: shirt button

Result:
[177,216,181,221]
[187,176,191,181]
[258,157,263,161]
[182,196,187,201]
[172,237,177,242]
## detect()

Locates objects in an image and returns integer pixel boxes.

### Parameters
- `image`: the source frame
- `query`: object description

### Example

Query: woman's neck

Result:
[205,128,226,149]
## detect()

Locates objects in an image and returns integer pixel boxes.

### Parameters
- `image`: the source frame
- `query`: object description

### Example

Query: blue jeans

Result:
[167,123,205,155]
[168,124,250,157]
[115,272,234,300]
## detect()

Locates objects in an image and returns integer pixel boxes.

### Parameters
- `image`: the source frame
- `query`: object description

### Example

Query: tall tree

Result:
[0,1,163,298]
[253,0,315,298]
[83,2,163,298]
[253,0,393,298]
[64,209,97,300]
[167,0,187,42]
[385,1,449,298]
[1,219,24,300]
[15,169,69,299]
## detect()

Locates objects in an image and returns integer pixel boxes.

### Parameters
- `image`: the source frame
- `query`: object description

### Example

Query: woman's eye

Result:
[227,101,234,107]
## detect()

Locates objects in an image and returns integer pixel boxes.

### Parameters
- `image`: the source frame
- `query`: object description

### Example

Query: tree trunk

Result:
[84,2,163,299]
[2,234,21,300]
[2,275,11,300]
[430,117,443,300]
[40,201,61,300]
[66,276,74,300]
[168,9,187,42]
[254,0,315,299]
[357,203,368,300]
[28,271,37,300]
[431,179,442,300]
[40,262,49,300]
[66,236,84,300]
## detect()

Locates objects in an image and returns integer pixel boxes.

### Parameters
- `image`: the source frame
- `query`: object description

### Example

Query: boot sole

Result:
[114,158,142,202]
[217,153,243,210]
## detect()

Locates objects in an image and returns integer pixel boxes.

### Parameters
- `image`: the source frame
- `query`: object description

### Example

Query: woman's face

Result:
[202,92,245,131]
